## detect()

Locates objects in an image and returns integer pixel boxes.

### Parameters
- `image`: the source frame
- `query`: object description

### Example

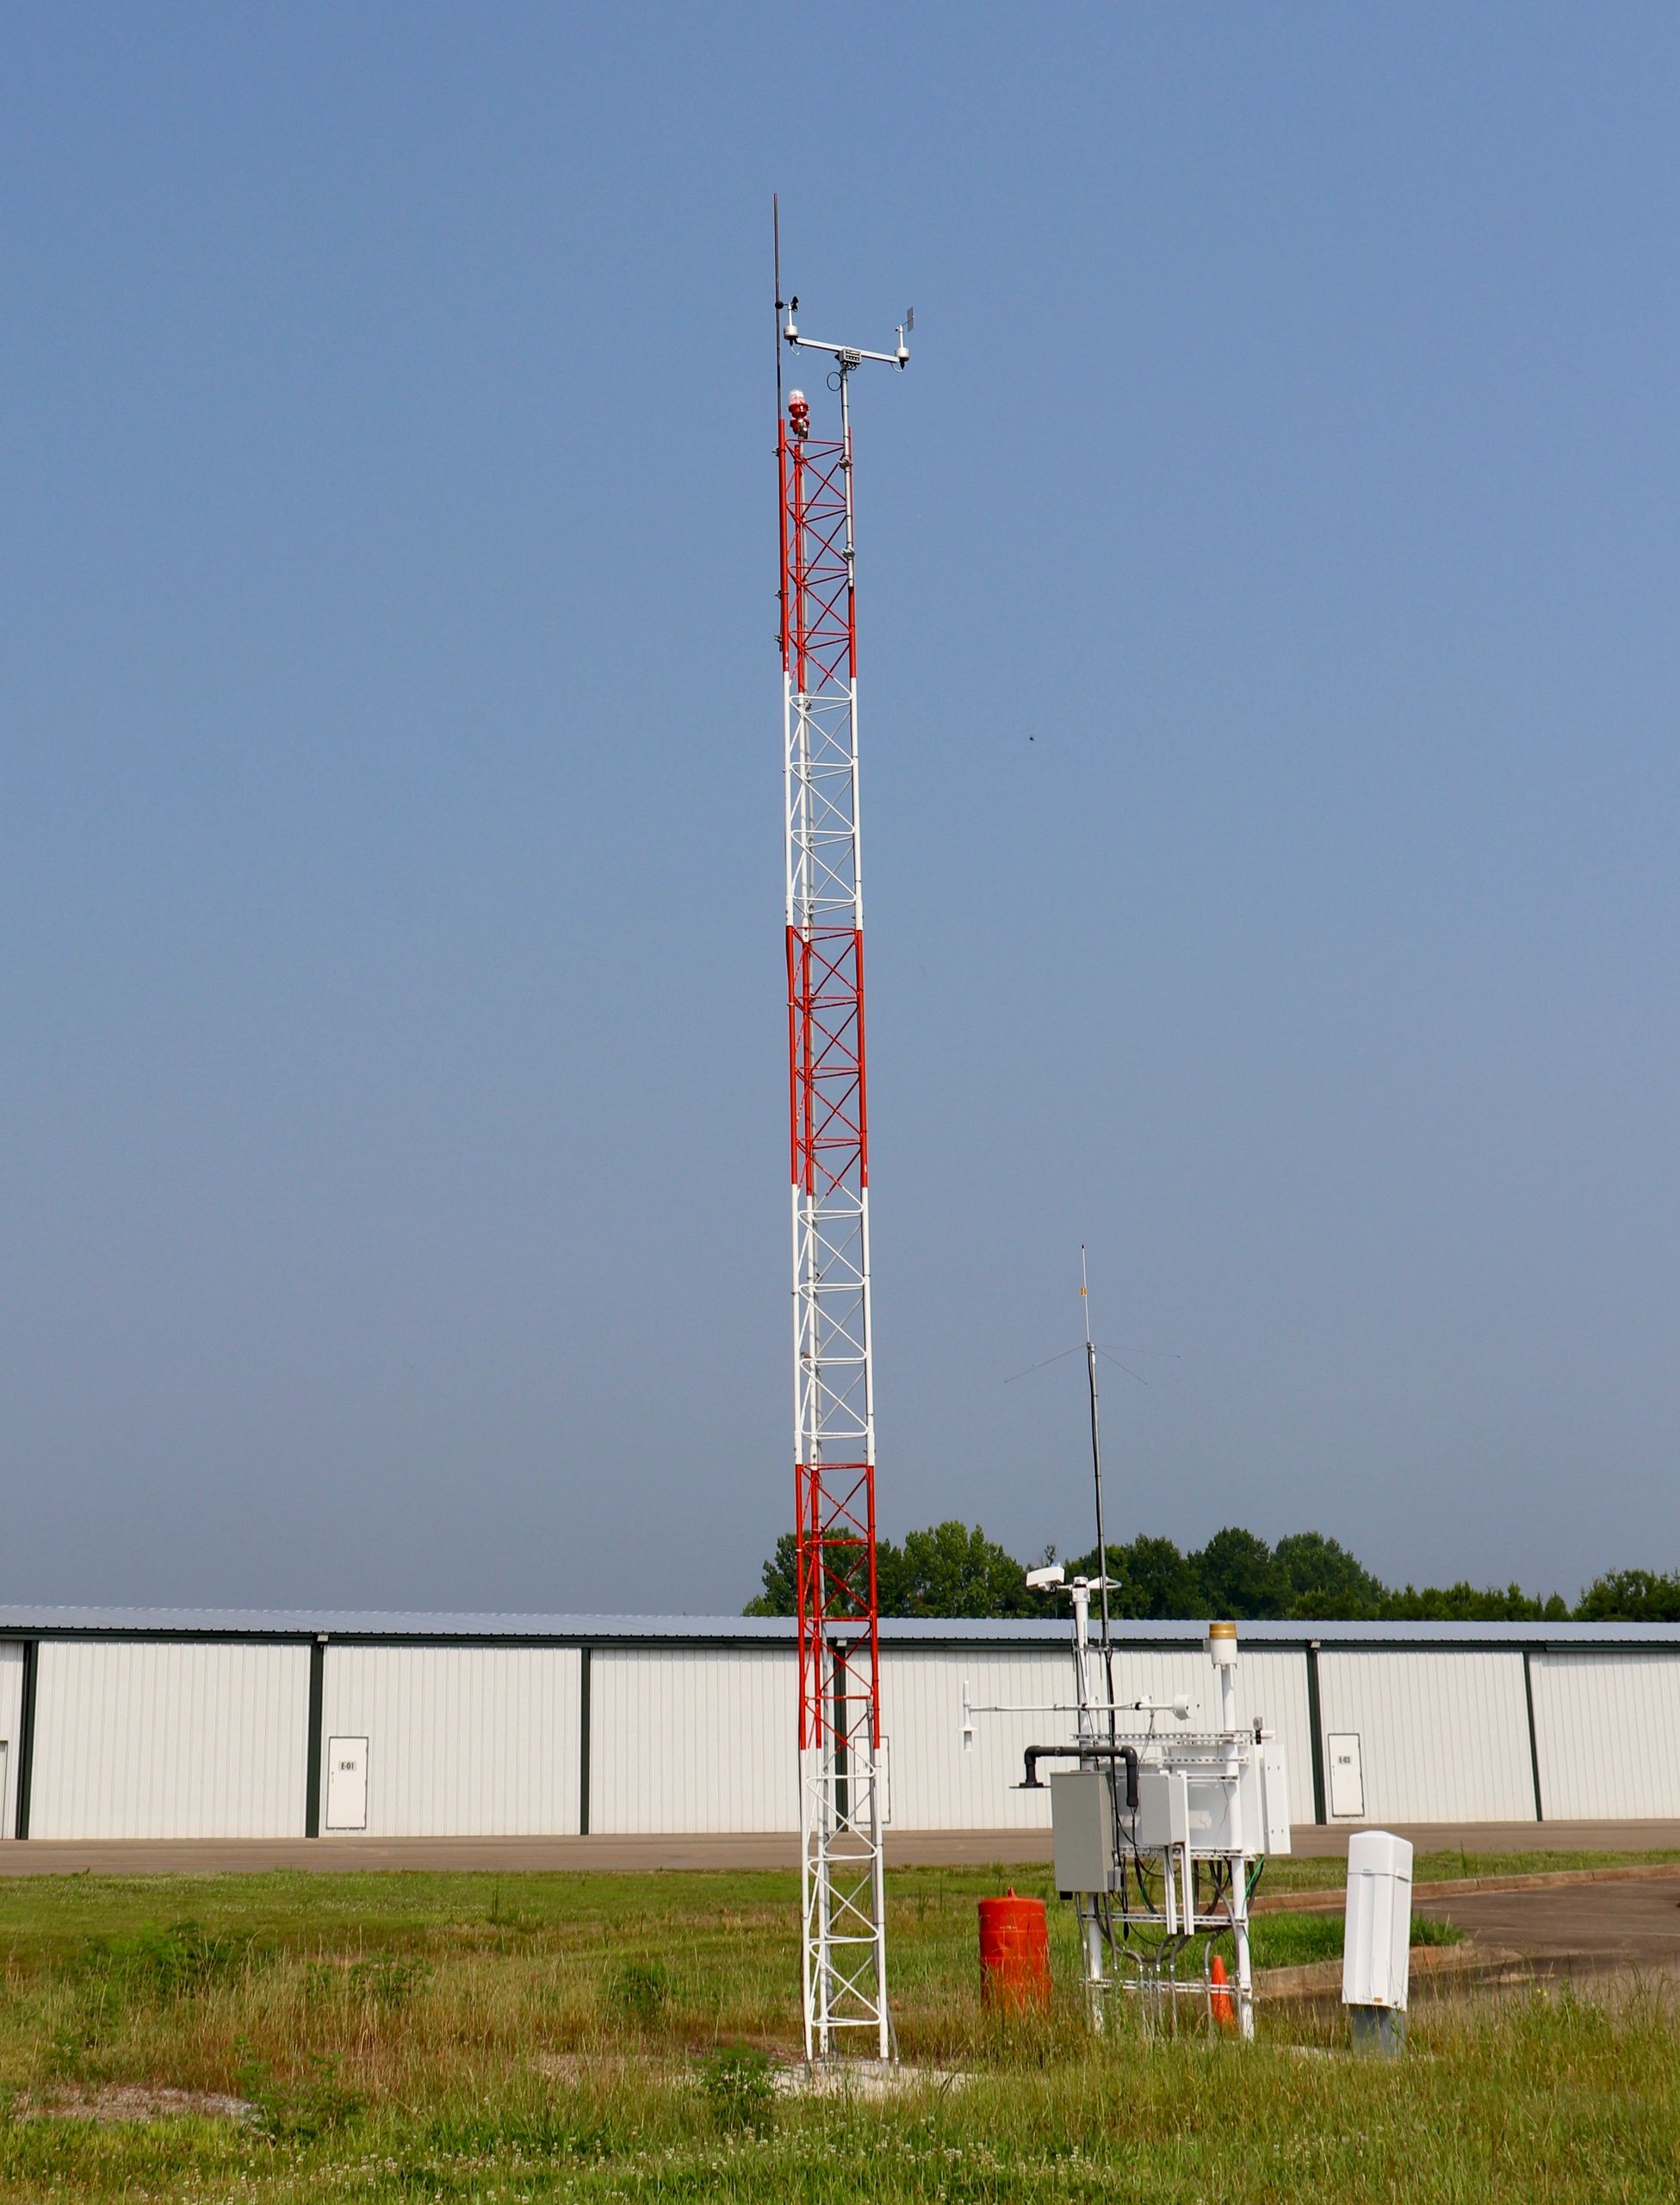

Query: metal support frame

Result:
[778,307,902,2060]
[1072,1601,1261,2039]
[772,229,908,2059]
[971,1597,1280,2042]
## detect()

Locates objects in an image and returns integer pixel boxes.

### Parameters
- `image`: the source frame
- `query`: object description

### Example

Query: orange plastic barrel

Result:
[977,1889,1051,2009]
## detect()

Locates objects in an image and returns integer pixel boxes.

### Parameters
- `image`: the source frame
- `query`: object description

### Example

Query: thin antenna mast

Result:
[776,233,909,2063]
[1080,1246,1118,1739]
[772,199,786,655]
[772,195,785,413]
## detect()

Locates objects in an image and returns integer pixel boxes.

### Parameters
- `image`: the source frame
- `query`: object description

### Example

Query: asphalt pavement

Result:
[1422,1873,1680,1977]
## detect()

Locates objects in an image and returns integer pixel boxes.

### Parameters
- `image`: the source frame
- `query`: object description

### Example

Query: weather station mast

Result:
[774,201,910,2063]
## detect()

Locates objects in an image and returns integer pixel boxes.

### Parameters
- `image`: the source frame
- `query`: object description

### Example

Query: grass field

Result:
[1255,1845,1680,1895]
[0,1857,1672,2201]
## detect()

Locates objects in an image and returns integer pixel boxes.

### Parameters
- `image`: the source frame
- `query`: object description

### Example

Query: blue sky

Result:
[3,4,1677,1611]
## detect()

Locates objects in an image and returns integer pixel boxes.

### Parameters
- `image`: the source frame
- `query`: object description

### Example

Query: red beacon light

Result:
[786,389,810,441]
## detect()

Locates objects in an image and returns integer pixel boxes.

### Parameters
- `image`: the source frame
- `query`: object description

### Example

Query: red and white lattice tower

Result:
[777,275,908,2062]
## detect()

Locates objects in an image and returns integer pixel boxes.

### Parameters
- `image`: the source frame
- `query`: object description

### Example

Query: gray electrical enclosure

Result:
[1051,1768,1115,1895]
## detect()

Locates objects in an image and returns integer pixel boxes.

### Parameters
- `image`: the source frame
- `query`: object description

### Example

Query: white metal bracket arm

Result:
[783,320,909,371]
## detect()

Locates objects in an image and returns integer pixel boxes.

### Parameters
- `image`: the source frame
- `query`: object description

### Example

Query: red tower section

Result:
[780,370,889,2059]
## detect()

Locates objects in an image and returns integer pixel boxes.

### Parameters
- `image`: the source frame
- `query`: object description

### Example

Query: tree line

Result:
[743,1521,1680,1623]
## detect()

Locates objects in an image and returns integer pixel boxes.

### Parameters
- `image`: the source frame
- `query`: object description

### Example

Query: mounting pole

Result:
[777,216,909,2062]
[1081,1247,1118,1740]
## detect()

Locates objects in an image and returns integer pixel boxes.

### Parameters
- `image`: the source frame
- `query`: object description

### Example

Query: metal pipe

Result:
[1018,1742,1139,1811]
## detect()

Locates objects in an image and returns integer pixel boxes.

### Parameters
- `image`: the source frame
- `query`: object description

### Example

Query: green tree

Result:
[1380,1580,1553,1622]
[744,1521,1029,1619]
[1574,1568,1680,1622]
[1065,1535,1203,1619]
[748,1519,1584,1624]
[743,1531,798,1617]
[890,1521,1036,1619]
[1274,1531,1386,1620]
[1192,1525,1289,1619]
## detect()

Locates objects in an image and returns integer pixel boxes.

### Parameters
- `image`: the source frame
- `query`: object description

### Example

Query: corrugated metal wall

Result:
[1104,1646,1314,1811]
[1117,1646,1315,1818]
[28,1641,308,1839]
[1316,1650,1536,1823]
[878,1648,1312,1832]
[0,1646,24,1836]
[16,1630,1680,1841]
[319,1646,582,1835]
[882,1651,1063,1830]
[591,1649,797,1832]
[1530,1653,1680,1819]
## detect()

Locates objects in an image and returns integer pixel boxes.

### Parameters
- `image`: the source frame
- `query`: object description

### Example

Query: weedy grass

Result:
[0,1860,1668,2201]
[1262,1844,1680,1894]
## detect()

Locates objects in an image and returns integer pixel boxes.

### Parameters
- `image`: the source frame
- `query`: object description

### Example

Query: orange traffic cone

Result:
[1209,1953,1237,2031]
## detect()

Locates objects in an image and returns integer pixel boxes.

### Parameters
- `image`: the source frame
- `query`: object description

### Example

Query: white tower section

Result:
[778,292,908,2062]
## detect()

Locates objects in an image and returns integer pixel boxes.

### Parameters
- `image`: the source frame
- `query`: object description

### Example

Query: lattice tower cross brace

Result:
[778,290,908,2063]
